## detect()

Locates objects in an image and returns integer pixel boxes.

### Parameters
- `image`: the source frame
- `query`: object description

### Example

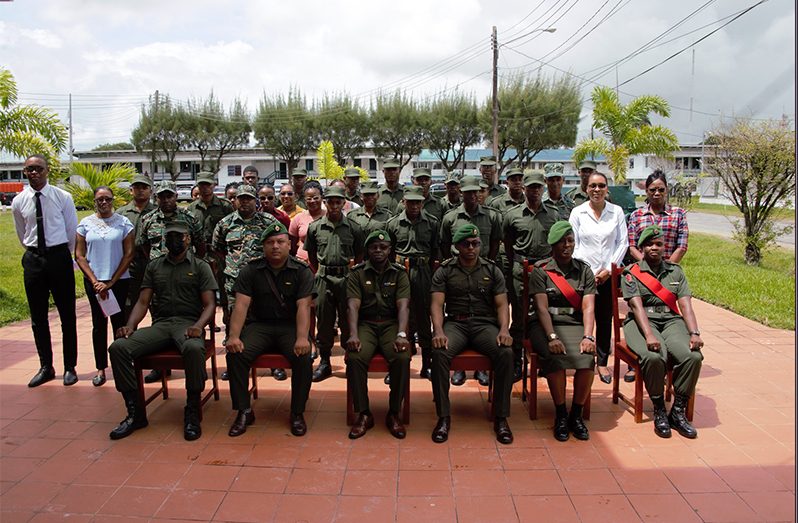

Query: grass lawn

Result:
[681,232,795,330]
[634,196,795,222]
[0,210,90,327]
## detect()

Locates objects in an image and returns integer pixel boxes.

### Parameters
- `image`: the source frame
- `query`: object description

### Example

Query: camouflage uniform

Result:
[137,208,203,261]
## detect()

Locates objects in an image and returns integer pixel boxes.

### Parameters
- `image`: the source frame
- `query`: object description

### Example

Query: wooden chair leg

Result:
[634,372,644,423]
[584,391,591,420]
[346,367,355,426]
[211,352,220,401]
[161,372,169,400]
[528,355,538,420]
[687,393,695,422]
[402,367,410,424]
[250,367,258,399]
[612,353,621,405]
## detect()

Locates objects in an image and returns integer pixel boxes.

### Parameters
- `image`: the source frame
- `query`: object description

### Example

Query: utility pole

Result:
[689,49,695,125]
[68,93,73,165]
[491,26,499,162]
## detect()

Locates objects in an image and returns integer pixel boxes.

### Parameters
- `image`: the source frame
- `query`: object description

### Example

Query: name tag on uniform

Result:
[482,277,491,281]
[284,282,292,286]
[365,280,372,285]
[669,282,679,286]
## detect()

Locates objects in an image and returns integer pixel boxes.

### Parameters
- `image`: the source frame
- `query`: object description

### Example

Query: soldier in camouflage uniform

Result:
[543,163,575,220]
[137,181,205,261]
[442,172,462,212]
[116,174,156,318]
[348,181,391,235]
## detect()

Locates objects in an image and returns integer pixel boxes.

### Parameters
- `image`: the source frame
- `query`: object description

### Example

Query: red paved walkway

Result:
[0,299,794,522]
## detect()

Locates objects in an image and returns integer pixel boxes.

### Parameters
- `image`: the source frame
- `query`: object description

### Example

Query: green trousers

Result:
[431,318,513,418]
[226,322,312,413]
[509,261,528,364]
[346,321,411,414]
[108,317,207,394]
[623,317,703,398]
[315,273,350,360]
[408,264,433,369]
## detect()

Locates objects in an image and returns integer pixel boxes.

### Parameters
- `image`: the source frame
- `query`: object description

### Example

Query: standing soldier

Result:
[344,167,364,206]
[348,181,391,235]
[486,167,524,212]
[305,185,365,382]
[116,174,156,317]
[386,185,441,380]
[543,163,575,220]
[442,172,462,212]
[291,169,309,209]
[345,230,412,439]
[566,160,611,205]
[397,168,445,222]
[429,224,514,444]
[479,155,506,199]
[503,170,559,381]
[376,158,404,214]
[439,175,502,386]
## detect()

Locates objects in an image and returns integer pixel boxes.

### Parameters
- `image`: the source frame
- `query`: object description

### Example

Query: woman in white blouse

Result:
[569,172,628,384]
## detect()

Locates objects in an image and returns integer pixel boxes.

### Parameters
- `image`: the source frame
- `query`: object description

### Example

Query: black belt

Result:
[397,255,430,268]
[27,243,68,254]
[320,265,348,276]
[447,314,476,321]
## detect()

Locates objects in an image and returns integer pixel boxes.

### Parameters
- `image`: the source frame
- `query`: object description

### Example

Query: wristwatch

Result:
[548,332,559,341]
[689,331,701,336]
[397,331,408,338]
[582,335,596,342]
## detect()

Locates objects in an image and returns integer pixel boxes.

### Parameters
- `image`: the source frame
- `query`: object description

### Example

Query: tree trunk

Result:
[744,241,761,266]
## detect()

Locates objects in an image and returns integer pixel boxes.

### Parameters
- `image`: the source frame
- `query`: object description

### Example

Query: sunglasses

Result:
[588,183,607,189]
[259,195,275,200]
[23,166,45,174]
[280,191,295,196]
[648,187,667,193]
[459,240,481,249]
[94,197,113,203]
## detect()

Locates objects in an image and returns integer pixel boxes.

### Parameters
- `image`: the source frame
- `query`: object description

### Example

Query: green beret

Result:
[547,220,573,245]
[324,185,346,199]
[365,229,391,247]
[164,220,189,234]
[261,222,288,241]
[544,163,564,178]
[638,225,663,247]
[344,167,360,178]
[452,223,480,244]
[403,185,425,201]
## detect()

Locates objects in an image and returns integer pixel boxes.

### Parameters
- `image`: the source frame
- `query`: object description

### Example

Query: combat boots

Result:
[668,394,697,439]
[109,391,148,440]
[651,395,671,438]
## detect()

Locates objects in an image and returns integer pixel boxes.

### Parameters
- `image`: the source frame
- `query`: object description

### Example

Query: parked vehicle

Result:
[0,182,23,206]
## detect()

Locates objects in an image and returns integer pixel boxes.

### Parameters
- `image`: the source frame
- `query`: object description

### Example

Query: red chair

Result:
[611,264,694,422]
[249,354,292,399]
[345,353,411,425]
[450,349,495,420]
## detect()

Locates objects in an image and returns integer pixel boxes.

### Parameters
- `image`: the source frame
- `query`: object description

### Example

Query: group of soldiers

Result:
[108,156,605,444]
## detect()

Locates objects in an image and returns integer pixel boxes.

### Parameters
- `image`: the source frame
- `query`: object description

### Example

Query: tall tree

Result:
[131,93,189,180]
[423,91,482,171]
[92,142,135,151]
[370,90,425,168]
[574,85,679,184]
[0,67,67,168]
[184,92,251,173]
[316,93,369,165]
[706,118,795,265]
[253,87,317,175]
[483,74,582,174]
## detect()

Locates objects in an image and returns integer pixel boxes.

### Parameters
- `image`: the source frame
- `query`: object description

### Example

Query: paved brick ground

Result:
[0,299,794,522]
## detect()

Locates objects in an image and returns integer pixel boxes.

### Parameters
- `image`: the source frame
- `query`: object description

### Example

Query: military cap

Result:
[504,167,524,179]
[544,163,564,178]
[365,229,391,248]
[578,160,597,171]
[412,167,431,178]
[236,184,257,198]
[360,181,380,194]
[261,222,289,241]
[452,223,481,244]
[403,185,425,201]
[243,165,259,175]
[323,185,346,199]
[130,174,152,187]
[523,170,546,187]
[638,225,664,247]
[164,221,189,234]
[459,175,481,192]
[547,220,573,245]
[155,180,176,195]
[196,171,215,184]
[382,158,400,169]
[291,168,308,177]
[478,179,489,189]
[479,155,497,166]
[444,172,461,185]
[344,167,361,178]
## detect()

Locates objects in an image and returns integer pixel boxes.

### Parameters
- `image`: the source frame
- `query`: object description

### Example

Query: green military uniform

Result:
[227,253,315,415]
[305,193,365,364]
[292,169,309,210]
[376,185,405,215]
[485,192,523,213]
[479,155,506,199]
[430,256,513,418]
[439,177,502,259]
[344,168,364,206]
[529,256,597,375]
[544,193,576,220]
[346,252,411,415]
[348,182,392,236]
[622,259,703,399]
[397,193,446,223]
[385,189,440,373]
[116,182,156,315]
[188,193,234,247]
[108,251,217,395]
[137,196,204,261]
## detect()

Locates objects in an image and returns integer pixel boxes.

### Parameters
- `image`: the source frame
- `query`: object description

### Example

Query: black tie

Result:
[35,191,46,255]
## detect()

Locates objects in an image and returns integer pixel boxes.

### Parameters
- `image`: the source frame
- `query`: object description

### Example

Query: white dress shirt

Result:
[569,200,628,274]
[12,182,79,252]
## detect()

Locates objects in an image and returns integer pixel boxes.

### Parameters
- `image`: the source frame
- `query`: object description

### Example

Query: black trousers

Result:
[83,277,129,370]
[22,246,78,370]
[595,279,613,366]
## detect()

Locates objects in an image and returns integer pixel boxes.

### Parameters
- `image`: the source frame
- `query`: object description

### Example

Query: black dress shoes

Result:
[553,415,570,442]
[92,373,106,387]
[144,369,170,383]
[272,368,287,381]
[63,368,78,386]
[624,367,636,383]
[28,366,55,388]
[494,417,514,444]
[420,367,432,381]
[383,373,391,385]
[386,412,406,439]
[312,361,332,382]
[568,415,590,440]
[513,362,523,383]
[431,416,451,443]
[450,370,466,386]
[475,370,491,387]
[290,413,307,436]
[220,371,229,381]
[228,409,255,437]
[348,412,375,439]
[597,367,612,384]
[184,406,202,441]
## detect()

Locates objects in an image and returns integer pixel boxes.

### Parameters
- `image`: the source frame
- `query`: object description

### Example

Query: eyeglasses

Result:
[94,197,113,203]
[648,187,667,193]
[280,191,295,196]
[588,183,607,189]
[259,196,275,200]
[460,240,481,249]
[23,166,45,174]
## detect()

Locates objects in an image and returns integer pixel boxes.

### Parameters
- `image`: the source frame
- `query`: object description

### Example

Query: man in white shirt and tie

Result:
[12,154,80,387]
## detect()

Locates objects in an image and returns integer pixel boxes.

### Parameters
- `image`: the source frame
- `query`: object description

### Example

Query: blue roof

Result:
[417,147,605,163]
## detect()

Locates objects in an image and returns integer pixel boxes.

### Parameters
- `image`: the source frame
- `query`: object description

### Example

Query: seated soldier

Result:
[108,221,217,441]
[225,223,314,437]
[345,230,412,439]
[623,225,704,439]
[429,223,515,444]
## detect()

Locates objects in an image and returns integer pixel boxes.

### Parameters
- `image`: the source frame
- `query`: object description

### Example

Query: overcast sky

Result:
[2,0,794,152]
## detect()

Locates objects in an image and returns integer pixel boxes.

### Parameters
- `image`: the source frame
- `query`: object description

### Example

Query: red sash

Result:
[544,270,582,309]
[629,264,681,315]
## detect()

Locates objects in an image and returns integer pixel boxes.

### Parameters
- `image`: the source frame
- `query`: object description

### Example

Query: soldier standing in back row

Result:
[376,158,405,214]
[396,168,446,222]
[442,172,462,212]
[543,163,575,220]
[566,160,612,205]
[348,181,391,235]
[116,174,156,317]
[479,155,506,199]
[344,167,364,206]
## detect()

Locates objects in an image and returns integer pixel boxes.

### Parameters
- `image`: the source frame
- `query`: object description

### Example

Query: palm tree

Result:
[574,86,679,184]
[64,163,136,210]
[0,67,68,167]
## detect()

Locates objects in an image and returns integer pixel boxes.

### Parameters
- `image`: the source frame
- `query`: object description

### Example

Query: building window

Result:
[369,159,377,171]
[279,163,287,175]
[305,159,313,171]
[227,165,242,178]
[354,158,362,168]
[180,161,191,173]
[134,162,143,173]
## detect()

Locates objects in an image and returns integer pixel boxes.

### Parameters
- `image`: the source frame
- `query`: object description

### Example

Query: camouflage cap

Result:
[164,220,189,234]
[578,160,597,171]
[155,180,176,195]
[479,155,497,166]
[452,223,481,244]
[196,171,215,185]
[323,185,346,199]
[360,181,380,194]
[344,167,361,178]
[478,179,489,189]
[261,222,289,241]
[291,168,308,177]
[544,163,564,178]
[412,167,431,178]
[403,185,425,201]
[130,174,152,187]
[459,175,481,192]
[365,229,391,248]
[382,158,400,169]
[236,184,257,199]
[523,170,546,187]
